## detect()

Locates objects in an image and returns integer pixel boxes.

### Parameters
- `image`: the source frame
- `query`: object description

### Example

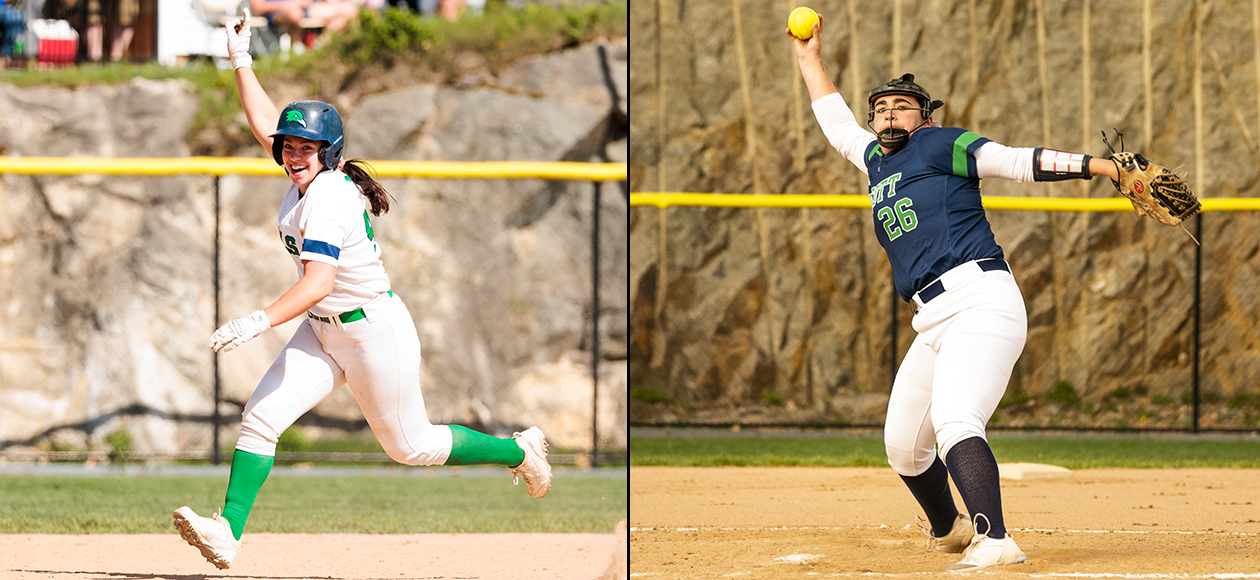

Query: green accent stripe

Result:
[337,290,393,323]
[867,144,884,161]
[952,131,984,177]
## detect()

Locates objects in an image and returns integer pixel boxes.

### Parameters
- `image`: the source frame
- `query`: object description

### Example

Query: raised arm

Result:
[235,68,280,153]
[787,16,875,172]
[226,9,280,153]
[786,16,837,103]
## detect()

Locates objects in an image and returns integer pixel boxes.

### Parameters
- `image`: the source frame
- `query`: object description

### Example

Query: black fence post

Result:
[591,182,601,467]
[1193,212,1203,434]
[213,175,222,465]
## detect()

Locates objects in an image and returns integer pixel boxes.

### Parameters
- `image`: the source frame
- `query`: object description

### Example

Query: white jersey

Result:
[277,169,391,318]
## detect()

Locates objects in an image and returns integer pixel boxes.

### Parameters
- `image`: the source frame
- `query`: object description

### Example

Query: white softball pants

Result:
[883,261,1027,476]
[236,292,453,465]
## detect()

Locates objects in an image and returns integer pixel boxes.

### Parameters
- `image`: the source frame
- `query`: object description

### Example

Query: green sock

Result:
[220,450,274,541]
[445,425,526,466]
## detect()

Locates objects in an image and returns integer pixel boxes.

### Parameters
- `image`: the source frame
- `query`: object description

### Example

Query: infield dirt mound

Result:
[0,533,617,579]
[630,466,1260,578]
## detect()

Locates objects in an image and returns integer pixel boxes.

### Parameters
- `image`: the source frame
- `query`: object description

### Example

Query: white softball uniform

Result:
[279,170,391,319]
[236,170,453,465]
[882,262,1027,476]
[812,91,1032,477]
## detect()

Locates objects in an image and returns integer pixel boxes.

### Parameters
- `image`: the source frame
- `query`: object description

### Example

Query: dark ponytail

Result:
[340,158,393,216]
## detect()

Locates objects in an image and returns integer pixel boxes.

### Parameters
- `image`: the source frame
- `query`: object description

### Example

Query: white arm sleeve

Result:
[975,141,1036,182]
[811,93,876,176]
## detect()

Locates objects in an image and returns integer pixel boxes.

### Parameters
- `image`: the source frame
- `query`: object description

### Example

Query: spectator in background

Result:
[390,0,434,17]
[108,0,135,60]
[23,0,43,55]
[436,0,458,21]
[0,0,24,58]
[59,0,101,61]
[249,0,357,46]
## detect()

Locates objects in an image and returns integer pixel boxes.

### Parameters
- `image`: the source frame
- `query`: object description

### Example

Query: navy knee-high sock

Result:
[898,455,959,537]
[945,436,1007,539]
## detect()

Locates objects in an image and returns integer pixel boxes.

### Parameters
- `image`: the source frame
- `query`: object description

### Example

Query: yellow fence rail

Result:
[630,192,1260,212]
[0,157,628,180]
[0,155,625,464]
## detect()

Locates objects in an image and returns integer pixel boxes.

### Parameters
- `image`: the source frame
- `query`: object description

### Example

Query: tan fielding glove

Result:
[1103,130,1201,227]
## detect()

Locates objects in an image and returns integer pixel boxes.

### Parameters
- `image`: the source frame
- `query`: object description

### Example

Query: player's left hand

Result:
[1101,130,1200,229]
[210,310,270,353]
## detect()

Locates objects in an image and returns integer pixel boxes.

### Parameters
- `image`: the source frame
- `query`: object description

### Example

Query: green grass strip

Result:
[0,475,625,534]
[630,436,1260,469]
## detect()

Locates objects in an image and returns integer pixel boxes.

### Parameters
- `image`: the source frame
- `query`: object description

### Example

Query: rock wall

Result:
[629,1,1260,428]
[0,37,628,453]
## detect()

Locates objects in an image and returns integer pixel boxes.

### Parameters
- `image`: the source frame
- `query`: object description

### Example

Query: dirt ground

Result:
[0,533,620,579]
[630,466,1260,578]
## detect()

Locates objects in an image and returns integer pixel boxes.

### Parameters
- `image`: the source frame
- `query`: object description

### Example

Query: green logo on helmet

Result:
[285,110,307,127]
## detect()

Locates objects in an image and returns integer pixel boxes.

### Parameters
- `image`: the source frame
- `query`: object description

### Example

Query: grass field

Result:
[0,473,625,534]
[630,433,1260,468]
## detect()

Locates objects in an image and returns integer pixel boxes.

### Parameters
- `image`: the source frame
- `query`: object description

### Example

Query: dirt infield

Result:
[0,533,619,579]
[630,466,1260,578]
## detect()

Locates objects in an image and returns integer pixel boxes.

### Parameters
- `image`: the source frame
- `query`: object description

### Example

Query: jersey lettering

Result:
[869,172,903,205]
[282,232,300,256]
[878,197,918,241]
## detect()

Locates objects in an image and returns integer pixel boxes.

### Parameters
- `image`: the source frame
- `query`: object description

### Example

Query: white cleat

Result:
[510,426,553,498]
[945,529,1027,572]
[918,513,974,554]
[172,506,242,570]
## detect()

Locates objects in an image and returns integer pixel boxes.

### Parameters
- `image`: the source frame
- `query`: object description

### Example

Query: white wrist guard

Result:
[1033,148,1092,182]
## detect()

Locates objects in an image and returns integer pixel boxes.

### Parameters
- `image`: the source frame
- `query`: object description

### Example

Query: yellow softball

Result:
[788,7,820,40]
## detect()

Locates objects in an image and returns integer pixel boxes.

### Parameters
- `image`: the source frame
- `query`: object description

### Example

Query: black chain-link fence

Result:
[629,203,1260,433]
[0,168,627,464]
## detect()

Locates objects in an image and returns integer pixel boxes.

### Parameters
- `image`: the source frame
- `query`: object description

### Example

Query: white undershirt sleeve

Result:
[975,141,1036,182]
[811,92,876,176]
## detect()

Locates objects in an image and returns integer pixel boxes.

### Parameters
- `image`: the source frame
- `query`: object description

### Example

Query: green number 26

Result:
[877,198,918,241]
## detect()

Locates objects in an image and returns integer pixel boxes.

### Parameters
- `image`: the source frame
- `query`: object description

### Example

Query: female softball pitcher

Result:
[172,10,552,570]
[789,17,1121,573]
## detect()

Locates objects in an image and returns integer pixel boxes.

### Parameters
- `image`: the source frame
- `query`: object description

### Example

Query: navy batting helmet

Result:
[270,101,344,170]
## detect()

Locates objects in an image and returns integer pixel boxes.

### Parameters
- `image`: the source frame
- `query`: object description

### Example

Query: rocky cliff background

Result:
[0,37,628,455]
[629,0,1260,430]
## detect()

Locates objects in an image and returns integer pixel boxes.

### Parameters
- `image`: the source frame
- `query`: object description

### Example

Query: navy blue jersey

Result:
[864,127,1005,302]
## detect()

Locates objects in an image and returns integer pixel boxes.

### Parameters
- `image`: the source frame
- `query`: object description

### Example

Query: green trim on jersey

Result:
[868,145,885,161]
[951,131,984,177]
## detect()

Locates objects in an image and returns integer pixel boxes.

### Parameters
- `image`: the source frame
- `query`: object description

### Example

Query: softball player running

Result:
[789,17,1121,572]
[172,10,552,570]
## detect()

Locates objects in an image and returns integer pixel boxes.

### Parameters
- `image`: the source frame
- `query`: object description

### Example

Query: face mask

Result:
[877,127,910,151]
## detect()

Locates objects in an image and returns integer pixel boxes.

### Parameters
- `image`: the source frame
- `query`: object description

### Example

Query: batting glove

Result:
[210,309,270,353]
[226,8,253,70]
